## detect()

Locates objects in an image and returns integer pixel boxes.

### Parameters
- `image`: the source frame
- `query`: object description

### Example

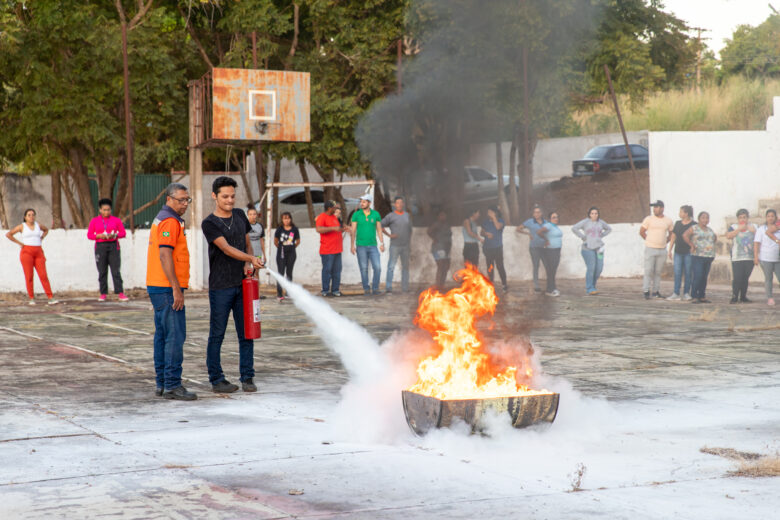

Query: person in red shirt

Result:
[315,200,344,297]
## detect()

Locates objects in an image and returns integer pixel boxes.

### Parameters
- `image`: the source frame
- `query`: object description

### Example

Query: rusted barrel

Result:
[401,390,559,436]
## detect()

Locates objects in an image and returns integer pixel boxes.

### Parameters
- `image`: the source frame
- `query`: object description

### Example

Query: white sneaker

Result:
[47,299,59,305]
[28,300,36,306]
[682,293,692,301]
[546,290,560,297]
[666,294,681,301]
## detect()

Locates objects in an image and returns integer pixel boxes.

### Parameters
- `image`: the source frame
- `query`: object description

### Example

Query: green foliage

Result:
[721,14,780,78]
[585,0,695,106]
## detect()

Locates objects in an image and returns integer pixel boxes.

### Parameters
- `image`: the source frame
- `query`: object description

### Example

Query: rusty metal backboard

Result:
[210,68,310,143]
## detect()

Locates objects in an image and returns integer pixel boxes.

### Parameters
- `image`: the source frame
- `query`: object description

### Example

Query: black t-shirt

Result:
[672,220,694,255]
[202,209,251,290]
[274,225,300,256]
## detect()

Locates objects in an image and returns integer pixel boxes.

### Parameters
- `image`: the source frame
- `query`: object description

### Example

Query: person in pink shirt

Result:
[87,198,128,301]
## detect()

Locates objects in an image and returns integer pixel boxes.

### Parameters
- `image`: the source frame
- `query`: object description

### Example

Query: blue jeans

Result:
[357,245,381,293]
[206,286,254,385]
[581,248,603,293]
[386,244,410,292]
[321,253,342,293]
[691,256,714,299]
[673,253,692,296]
[148,289,186,391]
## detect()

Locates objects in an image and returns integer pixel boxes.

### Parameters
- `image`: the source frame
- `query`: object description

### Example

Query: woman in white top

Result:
[753,209,780,306]
[5,209,58,305]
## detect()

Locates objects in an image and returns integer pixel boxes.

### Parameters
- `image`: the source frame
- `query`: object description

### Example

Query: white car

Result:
[257,187,360,227]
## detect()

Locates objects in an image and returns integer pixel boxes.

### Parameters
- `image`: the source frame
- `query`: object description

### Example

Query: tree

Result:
[0,1,190,226]
[721,14,780,78]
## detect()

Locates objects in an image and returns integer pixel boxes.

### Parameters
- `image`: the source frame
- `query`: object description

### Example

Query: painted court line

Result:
[0,326,205,386]
[58,313,151,335]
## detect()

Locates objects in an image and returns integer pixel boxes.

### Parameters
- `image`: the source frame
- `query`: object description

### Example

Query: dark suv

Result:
[572,144,648,176]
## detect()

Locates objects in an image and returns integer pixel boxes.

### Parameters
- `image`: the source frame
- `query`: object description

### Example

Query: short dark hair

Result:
[212,176,237,195]
[736,208,749,218]
[246,207,257,214]
[98,198,112,208]
[548,211,558,219]
[680,205,693,217]
[766,209,777,217]
[394,196,404,203]
[698,211,709,220]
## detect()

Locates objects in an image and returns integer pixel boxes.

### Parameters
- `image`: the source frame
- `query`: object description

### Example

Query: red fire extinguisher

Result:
[242,269,261,339]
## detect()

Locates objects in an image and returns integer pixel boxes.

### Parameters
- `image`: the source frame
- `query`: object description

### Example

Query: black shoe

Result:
[258,295,267,300]
[162,386,198,401]
[730,296,738,304]
[740,297,752,303]
[534,287,542,293]
[155,387,163,397]
[644,292,650,300]
[385,289,393,294]
[212,380,239,393]
[691,299,702,304]
[242,378,257,392]
[699,298,711,304]
[653,292,664,299]
[502,286,509,293]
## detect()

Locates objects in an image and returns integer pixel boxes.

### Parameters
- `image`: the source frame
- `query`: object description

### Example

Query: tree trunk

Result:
[271,156,281,228]
[51,170,63,229]
[519,134,537,219]
[0,174,9,229]
[253,146,267,226]
[495,141,509,221]
[115,153,129,218]
[232,152,254,207]
[68,147,96,224]
[297,160,316,227]
[507,132,520,224]
[61,170,84,228]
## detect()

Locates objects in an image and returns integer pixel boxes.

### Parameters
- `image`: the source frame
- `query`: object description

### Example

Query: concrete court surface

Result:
[0,278,778,519]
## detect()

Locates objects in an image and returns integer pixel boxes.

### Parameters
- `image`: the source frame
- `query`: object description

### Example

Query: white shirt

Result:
[754,225,780,262]
[20,222,43,246]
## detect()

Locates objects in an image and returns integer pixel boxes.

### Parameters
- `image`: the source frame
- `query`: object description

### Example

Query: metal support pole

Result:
[604,64,645,216]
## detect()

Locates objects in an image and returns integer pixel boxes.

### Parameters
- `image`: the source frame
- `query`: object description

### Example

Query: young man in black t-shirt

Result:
[201,176,264,393]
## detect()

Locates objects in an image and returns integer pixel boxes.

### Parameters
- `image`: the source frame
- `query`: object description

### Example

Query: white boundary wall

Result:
[470,131,649,184]
[0,225,644,293]
[649,97,780,233]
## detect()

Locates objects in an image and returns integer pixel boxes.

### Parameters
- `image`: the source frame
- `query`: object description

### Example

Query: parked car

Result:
[572,144,649,177]
[256,187,360,227]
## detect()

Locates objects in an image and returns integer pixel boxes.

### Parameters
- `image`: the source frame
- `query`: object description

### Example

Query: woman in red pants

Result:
[5,208,58,305]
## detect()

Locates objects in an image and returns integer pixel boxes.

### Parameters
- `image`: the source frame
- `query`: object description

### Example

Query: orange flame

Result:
[408,264,550,400]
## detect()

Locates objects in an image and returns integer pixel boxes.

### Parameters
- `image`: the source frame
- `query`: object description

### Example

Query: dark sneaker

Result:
[212,380,239,393]
[162,386,198,401]
[331,291,342,297]
[155,387,163,397]
[653,292,664,299]
[242,378,257,392]
[740,297,752,303]
[730,296,738,304]
[644,292,651,300]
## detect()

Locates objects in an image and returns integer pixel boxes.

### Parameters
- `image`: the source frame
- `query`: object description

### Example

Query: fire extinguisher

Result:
[242,269,262,339]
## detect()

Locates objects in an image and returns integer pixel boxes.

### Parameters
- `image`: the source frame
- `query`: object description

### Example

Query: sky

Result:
[662,0,774,56]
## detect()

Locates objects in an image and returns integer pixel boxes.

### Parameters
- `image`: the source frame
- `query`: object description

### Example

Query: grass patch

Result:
[572,77,780,134]
[701,446,780,478]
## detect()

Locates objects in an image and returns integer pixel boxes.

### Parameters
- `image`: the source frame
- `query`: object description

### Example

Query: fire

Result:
[408,264,550,400]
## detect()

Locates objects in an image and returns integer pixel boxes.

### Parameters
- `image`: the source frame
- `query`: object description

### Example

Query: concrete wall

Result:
[0,224,644,294]
[649,97,780,233]
[469,131,649,184]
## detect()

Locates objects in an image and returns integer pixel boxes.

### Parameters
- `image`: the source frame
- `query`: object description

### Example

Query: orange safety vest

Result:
[146,210,189,289]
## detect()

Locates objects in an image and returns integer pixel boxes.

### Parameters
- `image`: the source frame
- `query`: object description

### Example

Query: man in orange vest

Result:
[146,183,197,401]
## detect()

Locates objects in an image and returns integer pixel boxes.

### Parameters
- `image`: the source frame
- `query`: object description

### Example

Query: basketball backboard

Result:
[198,68,310,145]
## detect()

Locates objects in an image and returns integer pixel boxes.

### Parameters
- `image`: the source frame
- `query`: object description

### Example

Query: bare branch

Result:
[129,0,154,29]
[178,5,215,68]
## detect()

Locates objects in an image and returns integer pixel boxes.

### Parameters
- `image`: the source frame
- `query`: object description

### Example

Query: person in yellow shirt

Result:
[639,200,673,299]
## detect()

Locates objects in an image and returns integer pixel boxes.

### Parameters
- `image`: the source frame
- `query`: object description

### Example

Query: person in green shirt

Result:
[350,194,385,294]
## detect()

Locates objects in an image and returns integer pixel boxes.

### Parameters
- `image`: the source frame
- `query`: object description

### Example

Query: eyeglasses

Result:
[172,196,192,204]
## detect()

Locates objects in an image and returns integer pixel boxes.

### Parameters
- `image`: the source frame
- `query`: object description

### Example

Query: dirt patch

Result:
[701,446,780,478]
[533,169,649,225]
